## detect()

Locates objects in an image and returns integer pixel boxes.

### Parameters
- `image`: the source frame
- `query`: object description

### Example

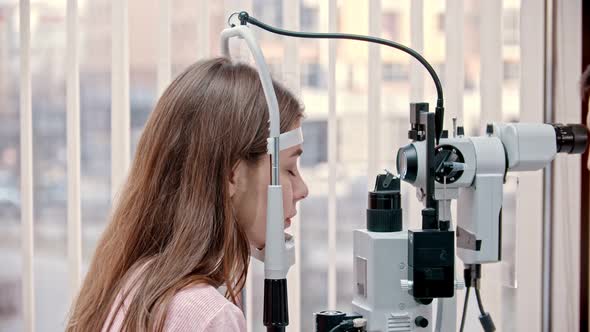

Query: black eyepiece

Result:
[366,173,402,232]
[552,124,589,154]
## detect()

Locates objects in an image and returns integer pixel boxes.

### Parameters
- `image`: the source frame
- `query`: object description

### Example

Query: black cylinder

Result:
[367,174,402,232]
[552,123,589,154]
[266,328,285,332]
[263,279,289,328]
[315,310,346,332]
[415,316,429,328]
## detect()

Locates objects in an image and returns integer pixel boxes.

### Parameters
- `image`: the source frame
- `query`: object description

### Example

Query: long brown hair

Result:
[66,57,303,331]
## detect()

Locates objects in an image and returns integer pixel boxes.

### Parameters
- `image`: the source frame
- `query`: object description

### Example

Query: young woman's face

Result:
[230,121,309,249]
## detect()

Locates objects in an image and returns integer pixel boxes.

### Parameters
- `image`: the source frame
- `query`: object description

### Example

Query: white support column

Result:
[552,0,582,330]
[445,0,464,125]
[283,1,300,93]
[515,1,544,331]
[327,0,338,311]
[197,0,210,59]
[438,9,463,330]
[479,0,503,126]
[19,0,35,332]
[66,0,82,300]
[410,0,424,102]
[472,1,504,330]
[111,0,131,199]
[157,0,171,97]
[367,0,381,180]
[0,13,6,107]
[283,1,301,331]
[407,0,424,231]
[20,1,34,331]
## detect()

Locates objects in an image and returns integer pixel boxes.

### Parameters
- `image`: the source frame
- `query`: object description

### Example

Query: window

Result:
[435,62,445,85]
[382,62,409,82]
[437,12,445,33]
[382,11,401,41]
[301,4,319,31]
[267,60,283,78]
[504,60,520,81]
[301,120,328,167]
[301,62,324,88]
[503,9,519,46]
[253,0,283,27]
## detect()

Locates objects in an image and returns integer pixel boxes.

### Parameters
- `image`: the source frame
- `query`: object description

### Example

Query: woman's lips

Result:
[284,212,296,228]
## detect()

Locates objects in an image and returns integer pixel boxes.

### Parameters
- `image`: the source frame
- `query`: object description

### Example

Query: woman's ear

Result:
[229,160,245,198]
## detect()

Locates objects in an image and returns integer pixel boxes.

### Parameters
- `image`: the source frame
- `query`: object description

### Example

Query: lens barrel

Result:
[552,124,589,154]
[396,144,418,183]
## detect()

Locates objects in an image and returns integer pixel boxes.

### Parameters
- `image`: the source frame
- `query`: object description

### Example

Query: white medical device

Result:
[220,11,589,332]
[398,122,588,265]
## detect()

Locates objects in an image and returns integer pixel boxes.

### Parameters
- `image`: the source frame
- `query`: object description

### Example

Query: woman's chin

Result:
[251,231,291,251]
[252,240,265,251]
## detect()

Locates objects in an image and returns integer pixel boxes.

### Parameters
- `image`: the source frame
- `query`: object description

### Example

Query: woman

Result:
[66,57,308,331]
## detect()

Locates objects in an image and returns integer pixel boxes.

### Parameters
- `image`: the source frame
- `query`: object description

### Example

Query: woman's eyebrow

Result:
[290,148,303,158]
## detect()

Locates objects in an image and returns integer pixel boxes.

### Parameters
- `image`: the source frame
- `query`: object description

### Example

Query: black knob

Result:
[415,316,429,328]
[315,310,346,332]
[421,208,437,230]
[457,126,465,136]
[439,219,450,231]
[486,123,494,135]
[416,298,433,305]
[408,129,422,141]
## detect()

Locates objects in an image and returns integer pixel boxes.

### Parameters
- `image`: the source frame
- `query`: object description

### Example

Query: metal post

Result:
[19,1,35,330]
[327,0,337,310]
[542,0,555,331]
[66,0,82,299]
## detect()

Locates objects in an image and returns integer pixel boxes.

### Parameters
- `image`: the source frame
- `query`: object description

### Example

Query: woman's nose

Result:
[295,176,309,202]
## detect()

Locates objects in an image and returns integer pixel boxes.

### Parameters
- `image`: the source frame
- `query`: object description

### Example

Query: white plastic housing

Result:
[492,123,557,171]
[352,229,433,331]
[457,137,506,264]
[263,185,293,279]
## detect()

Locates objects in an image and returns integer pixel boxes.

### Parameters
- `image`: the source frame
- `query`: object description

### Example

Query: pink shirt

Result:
[103,282,247,332]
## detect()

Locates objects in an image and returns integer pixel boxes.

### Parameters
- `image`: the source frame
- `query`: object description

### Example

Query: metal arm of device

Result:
[220,24,290,331]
